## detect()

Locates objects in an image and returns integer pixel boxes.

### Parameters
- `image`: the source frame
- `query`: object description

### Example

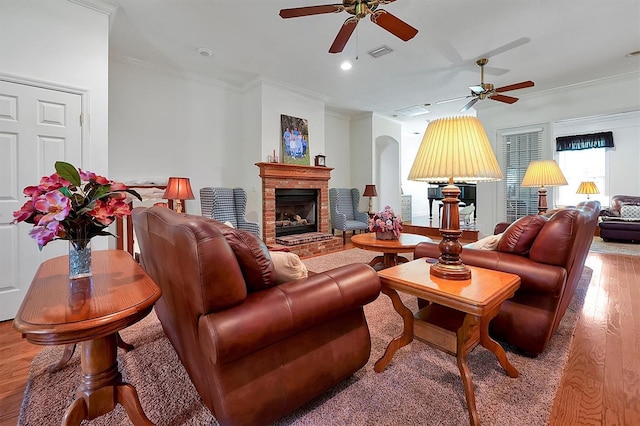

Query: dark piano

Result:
[427,183,477,220]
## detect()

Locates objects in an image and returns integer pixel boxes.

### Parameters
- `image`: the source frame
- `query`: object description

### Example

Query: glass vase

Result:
[69,239,92,279]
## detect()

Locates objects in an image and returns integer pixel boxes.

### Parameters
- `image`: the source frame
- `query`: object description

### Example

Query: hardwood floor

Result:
[1,248,638,426]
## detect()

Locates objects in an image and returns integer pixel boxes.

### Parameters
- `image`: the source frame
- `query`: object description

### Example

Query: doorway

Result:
[0,79,83,320]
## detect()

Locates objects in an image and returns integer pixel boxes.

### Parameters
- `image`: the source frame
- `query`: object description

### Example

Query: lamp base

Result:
[430,260,471,280]
[536,187,548,215]
[431,182,471,281]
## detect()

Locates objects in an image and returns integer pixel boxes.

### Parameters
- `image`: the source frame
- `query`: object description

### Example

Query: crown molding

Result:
[110,55,243,93]
[68,0,118,15]
[242,77,329,103]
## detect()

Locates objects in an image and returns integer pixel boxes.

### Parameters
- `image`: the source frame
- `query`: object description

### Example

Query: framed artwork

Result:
[281,114,310,165]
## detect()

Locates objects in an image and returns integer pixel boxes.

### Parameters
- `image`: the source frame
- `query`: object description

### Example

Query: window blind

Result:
[503,130,542,222]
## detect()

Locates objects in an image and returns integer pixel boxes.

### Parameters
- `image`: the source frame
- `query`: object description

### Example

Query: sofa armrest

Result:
[414,241,567,297]
[494,222,511,234]
[198,263,380,364]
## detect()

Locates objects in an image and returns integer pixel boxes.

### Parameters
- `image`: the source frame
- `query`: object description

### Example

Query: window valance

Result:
[556,131,614,151]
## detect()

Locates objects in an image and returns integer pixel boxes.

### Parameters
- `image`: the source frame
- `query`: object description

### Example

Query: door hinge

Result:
[79,114,83,126]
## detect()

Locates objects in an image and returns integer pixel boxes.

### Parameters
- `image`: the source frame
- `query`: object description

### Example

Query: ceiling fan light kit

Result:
[279,1,418,54]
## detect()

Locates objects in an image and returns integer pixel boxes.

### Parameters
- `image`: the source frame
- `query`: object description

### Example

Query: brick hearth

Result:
[256,162,342,256]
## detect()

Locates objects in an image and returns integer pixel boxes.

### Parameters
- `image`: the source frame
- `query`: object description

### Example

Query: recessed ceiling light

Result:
[196,47,213,57]
[340,61,352,71]
[625,50,640,57]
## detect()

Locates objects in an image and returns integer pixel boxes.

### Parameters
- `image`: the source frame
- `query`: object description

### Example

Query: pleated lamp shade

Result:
[408,116,503,183]
[576,181,600,195]
[521,160,568,188]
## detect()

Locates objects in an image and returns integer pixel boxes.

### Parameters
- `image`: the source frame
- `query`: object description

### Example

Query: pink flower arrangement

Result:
[368,205,403,237]
[12,161,141,249]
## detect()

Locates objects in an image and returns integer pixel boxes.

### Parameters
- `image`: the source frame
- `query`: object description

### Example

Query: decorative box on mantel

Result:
[256,163,339,254]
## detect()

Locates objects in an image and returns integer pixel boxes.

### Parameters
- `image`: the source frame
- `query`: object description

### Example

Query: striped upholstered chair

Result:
[200,187,261,237]
[329,188,369,244]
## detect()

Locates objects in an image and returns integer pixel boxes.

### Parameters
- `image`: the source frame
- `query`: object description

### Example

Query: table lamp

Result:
[363,184,378,215]
[408,116,502,280]
[163,177,195,213]
[521,160,568,214]
[576,181,599,199]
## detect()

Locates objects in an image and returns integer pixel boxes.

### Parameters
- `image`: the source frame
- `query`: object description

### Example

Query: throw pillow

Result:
[620,203,640,219]
[464,232,503,250]
[213,224,276,292]
[270,251,308,284]
[497,215,548,256]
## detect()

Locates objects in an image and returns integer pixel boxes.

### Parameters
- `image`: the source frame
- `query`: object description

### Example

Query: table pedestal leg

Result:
[374,286,414,372]
[61,334,153,426]
[51,332,134,373]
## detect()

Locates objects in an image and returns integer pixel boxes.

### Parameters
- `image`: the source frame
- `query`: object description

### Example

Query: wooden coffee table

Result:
[374,259,520,426]
[350,232,433,269]
[13,250,161,425]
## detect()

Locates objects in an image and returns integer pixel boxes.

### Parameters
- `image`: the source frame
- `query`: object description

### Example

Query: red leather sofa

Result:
[414,201,601,356]
[132,206,381,425]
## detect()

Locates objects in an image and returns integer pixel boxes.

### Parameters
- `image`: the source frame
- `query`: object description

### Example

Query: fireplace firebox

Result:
[275,189,318,237]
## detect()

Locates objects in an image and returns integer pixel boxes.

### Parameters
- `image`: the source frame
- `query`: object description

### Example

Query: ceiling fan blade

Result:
[490,94,519,104]
[460,97,480,112]
[370,10,418,41]
[329,19,358,53]
[279,4,342,19]
[495,80,535,93]
[436,95,470,105]
[469,85,484,94]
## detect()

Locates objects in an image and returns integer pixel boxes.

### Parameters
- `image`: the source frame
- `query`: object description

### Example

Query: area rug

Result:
[589,236,640,256]
[18,251,592,426]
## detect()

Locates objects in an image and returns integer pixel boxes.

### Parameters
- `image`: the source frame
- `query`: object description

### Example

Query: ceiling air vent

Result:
[396,105,431,117]
[368,45,393,58]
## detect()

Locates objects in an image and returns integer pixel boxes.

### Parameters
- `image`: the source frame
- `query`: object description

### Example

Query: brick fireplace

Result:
[256,162,342,256]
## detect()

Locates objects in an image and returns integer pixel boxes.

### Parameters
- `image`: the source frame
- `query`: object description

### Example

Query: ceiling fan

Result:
[438,58,535,112]
[279,0,418,54]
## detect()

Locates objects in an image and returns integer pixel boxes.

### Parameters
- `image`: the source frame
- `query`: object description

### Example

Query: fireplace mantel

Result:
[256,162,333,180]
[256,162,334,248]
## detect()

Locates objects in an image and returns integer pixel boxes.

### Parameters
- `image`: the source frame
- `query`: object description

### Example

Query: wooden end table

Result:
[13,250,161,425]
[350,232,433,269]
[374,259,520,426]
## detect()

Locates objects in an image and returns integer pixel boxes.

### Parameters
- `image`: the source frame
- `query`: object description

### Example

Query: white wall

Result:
[350,114,375,211]
[478,72,640,236]
[325,111,352,188]
[109,58,244,215]
[1,0,111,248]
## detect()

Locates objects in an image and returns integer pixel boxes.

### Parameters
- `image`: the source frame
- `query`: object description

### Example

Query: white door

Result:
[0,80,82,321]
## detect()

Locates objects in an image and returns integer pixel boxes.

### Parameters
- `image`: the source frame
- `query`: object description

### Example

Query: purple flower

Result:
[34,191,70,225]
[29,221,62,248]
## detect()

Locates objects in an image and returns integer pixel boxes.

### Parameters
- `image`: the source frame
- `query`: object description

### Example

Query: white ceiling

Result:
[108,0,640,130]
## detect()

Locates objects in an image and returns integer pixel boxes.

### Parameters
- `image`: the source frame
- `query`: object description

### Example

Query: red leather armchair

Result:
[132,206,381,425]
[414,201,600,356]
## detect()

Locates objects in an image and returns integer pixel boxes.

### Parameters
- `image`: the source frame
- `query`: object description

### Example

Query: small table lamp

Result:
[408,116,502,280]
[163,177,195,213]
[363,184,378,215]
[576,181,600,199]
[521,160,568,214]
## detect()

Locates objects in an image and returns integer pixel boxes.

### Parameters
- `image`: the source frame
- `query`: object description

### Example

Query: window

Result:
[557,148,606,206]
[502,130,542,222]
